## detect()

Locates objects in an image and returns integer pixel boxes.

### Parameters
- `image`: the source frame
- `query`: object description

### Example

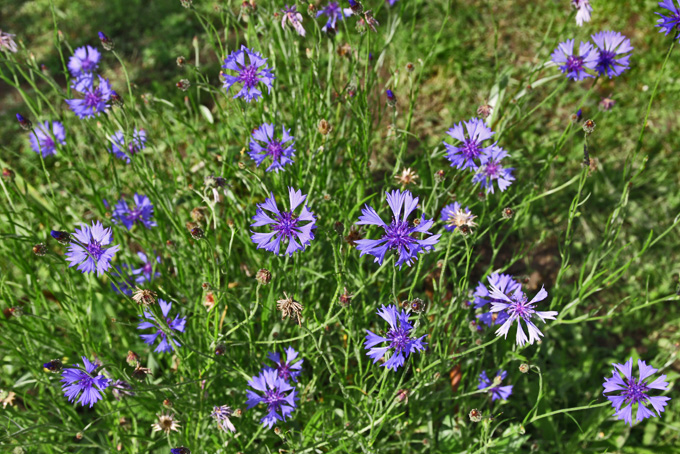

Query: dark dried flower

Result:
[132,288,157,307]
[33,243,47,256]
[339,287,353,307]
[276,292,303,326]
[256,268,272,285]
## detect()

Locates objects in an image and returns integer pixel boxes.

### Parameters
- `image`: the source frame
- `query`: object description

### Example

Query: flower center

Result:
[385,220,417,248]
[274,211,299,237]
[143,262,153,275]
[266,141,284,160]
[239,65,259,88]
[623,378,649,404]
[483,161,500,178]
[276,363,293,381]
[597,49,616,69]
[84,88,102,108]
[41,135,55,150]
[387,327,410,352]
[86,240,104,260]
[81,59,96,71]
[509,294,533,319]
[264,388,285,410]
[462,139,482,160]
[566,55,584,73]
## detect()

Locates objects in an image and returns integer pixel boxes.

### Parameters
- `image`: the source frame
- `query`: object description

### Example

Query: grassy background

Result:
[1,0,680,452]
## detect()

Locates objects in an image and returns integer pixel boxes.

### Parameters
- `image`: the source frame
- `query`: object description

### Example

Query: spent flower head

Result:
[211,405,236,432]
[0,30,18,53]
[151,413,180,434]
[441,202,477,232]
[281,5,306,36]
[572,0,592,27]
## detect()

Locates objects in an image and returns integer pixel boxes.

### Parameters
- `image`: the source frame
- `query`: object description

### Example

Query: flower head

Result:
[60,356,111,407]
[266,346,303,382]
[249,123,295,172]
[591,31,633,78]
[472,145,515,194]
[152,412,181,434]
[317,2,352,32]
[245,369,298,429]
[211,405,236,432]
[110,193,156,230]
[251,188,316,256]
[355,189,441,268]
[364,305,427,371]
[488,284,558,346]
[138,299,187,353]
[276,292,304,325]
[441,202,477,232]
[132,251,161,284]
[572,0,592,27]
[551,39,598,81]
[222,45,275,102]
[478,370,513,401]
[0,30,18,53]
[65,74,113,119]
[29,121,66,157]
[65,221,120,275]
[656,0,680,40]
[282,5,306,36]
[395,168,418,186]
[473,273,521,328]
[108,129,147,163]
[68,45,101,77]
[443,118,495,171]
[602,358,671,426]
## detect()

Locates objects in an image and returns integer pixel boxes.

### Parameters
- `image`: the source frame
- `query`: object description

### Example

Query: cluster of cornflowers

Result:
[551,31,633,81]
[245,346,302,428]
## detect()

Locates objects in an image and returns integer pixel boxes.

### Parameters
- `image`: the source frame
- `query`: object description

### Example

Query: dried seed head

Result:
[519,363,529,374]
[131,365,152,381]
[256,268,272,285]
[126,351,140,367]
[405,62,415,73]
[132,288,157,307]
[344,225,363,247]
[176,56,186,67]
[333,221,345,236]
[477,103,492,120]
[215,343,226,355]
[599,97,615,112]
[469,408,482,423]
[339,287,353,307]
[276,292,303,326]
[190,227,204,240]
[502,207,514,219]
[152,412,181,434]
[395,167,418,186]
[180,0,193,8]
[318,119,332,135]
[434,169,446,183]
[176,79,191,91]
[33,243,47,256]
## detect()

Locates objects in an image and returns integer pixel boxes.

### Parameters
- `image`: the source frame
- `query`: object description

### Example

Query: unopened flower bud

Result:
[98,31,114,51]
[333,221,345,235]
[396,388,409,402]
[110,90,124,107]
[339,287,353,307]
[571,108,583,123]
[386,89,397,107]
[33,243,47,256]
[502,207,514,219]
[434,169,445,183]
[2,168,15,181]
[43,359,62,372]
[126,351,140,367]
[519,363,529,374]
[50,230,71,244]
[176,79,191,91]
[163,398,173,407]
[176,56,186,67]
[171,448,191,454]
[583,119,596,135]
[190,227,204,239]
[477,103,492,120]
[348,0,363,14]
[599,97,615,112]
[16,113,32,130]
[215,343,226,355]
[307,3,317,16]
[405,62,415,73]
[410,298,425,313]
[191,207,204,222]
[75,432,83,440]
[256,268,272,285]
[469,409,482,423]
[131,365,152,381]
[180,0,192,8]
[355,17,367,33]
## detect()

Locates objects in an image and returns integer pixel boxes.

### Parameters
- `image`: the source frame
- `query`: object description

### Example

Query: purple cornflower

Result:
[60,356,111,408]
[591,31,633,78]
[572,0,592,27]
[602,358,671,426]
[28,121,66,157]
[657,1,680,40]
[250,187,316,256]
[478,370,513,401]
[245,369,298,429]
[473,273,521,328]
[282,5,306,36]
[110,193,156,230]
[68,45,101,77]
[132,251,161,284]
[108,129,147,163]
[386,0,399,5]
[440,202,477,232]
[249,123,295,172]
[211,405,236,432]
[65,74,113,119]
[111,379,135,400]
[0,30,18,53]
[472,145,515,194]
[266,346,303,383]
[65,221,120,275]
[138,299,187,353]
[443,118,495,171]
[317,2,352,32]
[488,284,558,346]
[110,265,135,296]
[355,189,441,268]
[222,45,275,102]
[364,304,427,371]
[550,39,598,81]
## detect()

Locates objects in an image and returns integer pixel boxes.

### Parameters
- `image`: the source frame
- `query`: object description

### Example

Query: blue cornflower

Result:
[473,272,521,328]
[110,193,156,230]
[281,5,306,36]
[110,265,135,296]
[443,118,495,171]
[249,123,295,172]
[603,358,671,426]
[266,346,303,383]
[68,45,101,77]
[222,45,275,102]
[441,202,477,232]
[171,449,190,454]
[132,251,161,284]
[60,356,111,408]
[488,284,557,346]
[28,121,66,157]
[138,299,187,353]
[65,221,120,275]
[657,1,680,40]
[364,304,427,371]
[478,370,513,401]
[572,0,592,27]
[108,129,147,163]
[473,145,515,194]
[250,188,316,256]
[386,0,399,5]
[317,2,352,32]
[591,31,633,78]
[550,39,598,81]
[211,405,236,432]
[355,189,441,268]
[245,369,298,429]
[65,74,113,119]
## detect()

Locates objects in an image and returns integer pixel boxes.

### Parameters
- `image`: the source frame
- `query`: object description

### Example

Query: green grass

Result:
[1,0,679,452]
